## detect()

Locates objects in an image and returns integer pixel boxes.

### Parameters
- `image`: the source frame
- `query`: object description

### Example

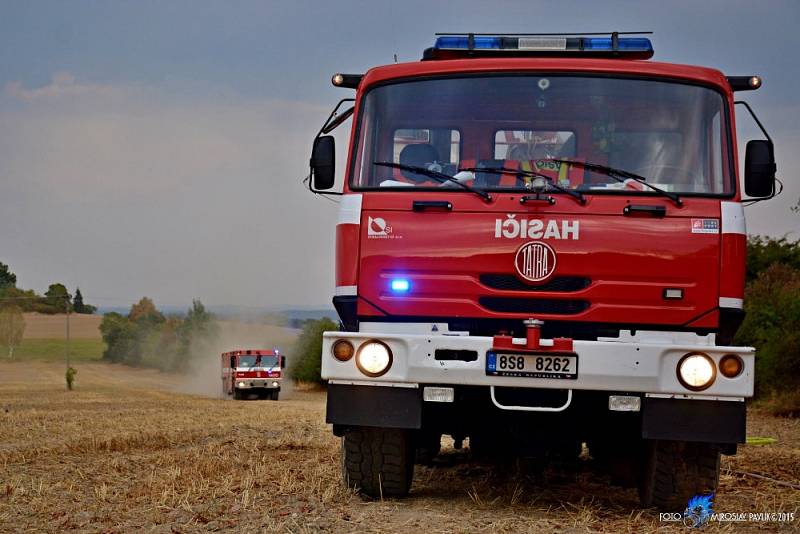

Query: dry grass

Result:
[0,361,798,533]
[22,313,102,340]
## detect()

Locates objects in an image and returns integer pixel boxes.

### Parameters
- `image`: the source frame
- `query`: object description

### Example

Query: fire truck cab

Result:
[307,33,777,510]
[221,349,285,400]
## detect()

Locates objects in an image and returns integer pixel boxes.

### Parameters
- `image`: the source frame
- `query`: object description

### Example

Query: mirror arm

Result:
[735,100,772,143]
[736,101,778,204]
[317,98,355,138]
[308,98,355,196]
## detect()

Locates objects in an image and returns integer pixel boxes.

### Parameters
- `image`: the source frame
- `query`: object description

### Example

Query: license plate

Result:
[486,351,578,379]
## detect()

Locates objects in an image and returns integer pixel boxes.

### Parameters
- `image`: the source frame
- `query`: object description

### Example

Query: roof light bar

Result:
[424,32,654,60]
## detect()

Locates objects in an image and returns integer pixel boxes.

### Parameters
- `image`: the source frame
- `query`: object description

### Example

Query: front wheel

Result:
[341,427,414,498]
[639,440,720,510]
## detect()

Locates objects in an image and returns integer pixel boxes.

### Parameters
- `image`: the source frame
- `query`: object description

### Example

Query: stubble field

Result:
[1,360,798,533]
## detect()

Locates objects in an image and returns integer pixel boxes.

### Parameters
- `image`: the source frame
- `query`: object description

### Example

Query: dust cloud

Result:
[173,319,299,399]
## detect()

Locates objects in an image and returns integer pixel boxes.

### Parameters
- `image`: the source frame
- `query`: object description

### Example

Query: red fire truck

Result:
[307,33,777,509]
[221,349,285,400]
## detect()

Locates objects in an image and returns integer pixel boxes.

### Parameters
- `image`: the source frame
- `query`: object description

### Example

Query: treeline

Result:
[735,236,800,408]
[0,261,96,314]
[100,297,218,371]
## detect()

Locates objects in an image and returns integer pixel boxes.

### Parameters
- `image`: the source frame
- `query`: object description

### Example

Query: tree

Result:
[176,299,218,366]
[73,288,85,313]
[289,318,338,383]
[99,312,137,363]
[128,297,165,325]
[71,288,96,315]
[0,262,16,290]
[44,283,71,313]
[0,305,26,358]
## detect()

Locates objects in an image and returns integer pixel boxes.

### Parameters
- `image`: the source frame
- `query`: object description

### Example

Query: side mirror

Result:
[311,135,335,190]
[280,356,286,369]
[744,139,776,198]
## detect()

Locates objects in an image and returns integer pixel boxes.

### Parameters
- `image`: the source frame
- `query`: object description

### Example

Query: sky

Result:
[1,0,798,310]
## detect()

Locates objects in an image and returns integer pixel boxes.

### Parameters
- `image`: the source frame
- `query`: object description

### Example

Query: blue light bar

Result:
[582,37,652,51]
[390,279,410,292]
[428,33,654,60]
[435,36,502,50]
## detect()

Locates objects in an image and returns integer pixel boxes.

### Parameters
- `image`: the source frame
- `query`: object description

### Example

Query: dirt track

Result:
[0,361,797,532]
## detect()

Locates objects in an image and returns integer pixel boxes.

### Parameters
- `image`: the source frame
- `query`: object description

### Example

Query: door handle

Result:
[623,204,666,217]
[412,200,452,212]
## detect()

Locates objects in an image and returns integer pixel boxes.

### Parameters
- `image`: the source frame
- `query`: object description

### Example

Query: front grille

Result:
[480,274,590,292]
[479,297,589,315]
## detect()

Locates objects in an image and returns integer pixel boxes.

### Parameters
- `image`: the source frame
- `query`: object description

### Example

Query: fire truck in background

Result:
[221,349,285,400]
[307,33,778,509]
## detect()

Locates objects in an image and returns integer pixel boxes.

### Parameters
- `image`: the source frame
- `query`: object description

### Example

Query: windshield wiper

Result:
[373,161,491,201]
[459,166,586,205]
[549,159,683,207]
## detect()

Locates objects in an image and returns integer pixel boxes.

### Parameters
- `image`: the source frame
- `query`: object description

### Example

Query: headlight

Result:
[355,340,392,377]
[677,352,716,391]
[272,381,279,387]
[238,382,245,388]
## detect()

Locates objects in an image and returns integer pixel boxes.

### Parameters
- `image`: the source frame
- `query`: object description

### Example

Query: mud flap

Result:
[327,383,422,431]
[641,397,745,445]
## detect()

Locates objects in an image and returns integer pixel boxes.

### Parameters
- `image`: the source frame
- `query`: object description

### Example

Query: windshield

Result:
[237,355,279,368]
[351,75,733,195]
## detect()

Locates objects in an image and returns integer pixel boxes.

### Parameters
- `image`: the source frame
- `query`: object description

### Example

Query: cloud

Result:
[0,73,342,307]
[5,72,119,102]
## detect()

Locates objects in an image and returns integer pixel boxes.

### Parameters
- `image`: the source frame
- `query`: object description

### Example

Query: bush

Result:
[735,263,800,396]
[745,236,800,282]
[289,318,338,384]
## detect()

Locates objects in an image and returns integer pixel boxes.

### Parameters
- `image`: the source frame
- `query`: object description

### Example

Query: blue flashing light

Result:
[431,34,653,58]
[390,279,410,292]
[582,37,652,52]
[435,36,502,50]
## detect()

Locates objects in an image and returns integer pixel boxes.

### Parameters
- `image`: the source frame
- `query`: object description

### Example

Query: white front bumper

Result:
[321,325,754,399]
[235,379,282,390]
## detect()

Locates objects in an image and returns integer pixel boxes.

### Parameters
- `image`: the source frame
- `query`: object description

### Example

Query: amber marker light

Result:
[719,354,744,378]
[332,339,355,362]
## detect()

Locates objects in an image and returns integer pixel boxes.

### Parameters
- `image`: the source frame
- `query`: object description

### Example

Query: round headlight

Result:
[355,340,392,377]
[677,352,716,391]
[272,381,279,387]
[238,382,245,388]
[719,354,743,378]
[332,339,355,361]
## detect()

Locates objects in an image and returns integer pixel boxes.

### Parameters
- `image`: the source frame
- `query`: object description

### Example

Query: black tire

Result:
[341,427,414,498]
[233,390,243,400]
[639,440,720,510]
[415,432,441,465]
[271,390,280,401]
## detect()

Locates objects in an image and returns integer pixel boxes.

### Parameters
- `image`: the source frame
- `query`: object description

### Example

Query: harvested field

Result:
[22,313,102,340]
[0,361,797,533]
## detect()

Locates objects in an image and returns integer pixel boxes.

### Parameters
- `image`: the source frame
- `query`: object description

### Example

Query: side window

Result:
[393,128,461,167]
[494,130,576,160]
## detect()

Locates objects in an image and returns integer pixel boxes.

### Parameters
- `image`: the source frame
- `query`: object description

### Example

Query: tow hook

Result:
[523,318,544,349]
